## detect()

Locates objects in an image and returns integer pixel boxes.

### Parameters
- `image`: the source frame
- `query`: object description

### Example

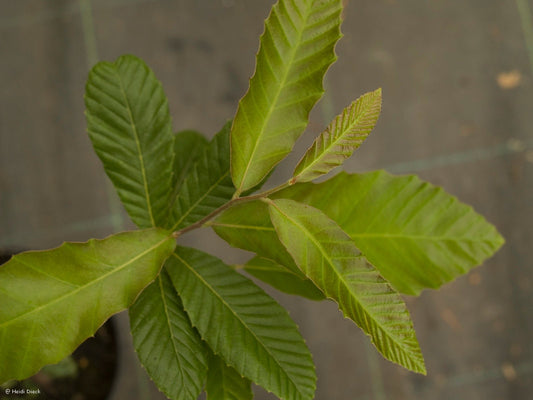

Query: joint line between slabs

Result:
[0,0,168,30]
[79,0,125,234]
[382,139,533,174]
[446,359,533,388]
[2,138,529,248]
[515,0,533,78]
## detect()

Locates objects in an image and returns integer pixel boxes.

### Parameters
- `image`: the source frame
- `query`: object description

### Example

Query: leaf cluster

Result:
[0,1,503,399]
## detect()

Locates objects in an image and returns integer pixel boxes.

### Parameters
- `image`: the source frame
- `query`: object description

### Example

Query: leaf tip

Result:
[414,357,428,375]
[495,229,506,248]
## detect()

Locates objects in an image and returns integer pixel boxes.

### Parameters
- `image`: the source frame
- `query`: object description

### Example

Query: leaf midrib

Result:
[209,221,275,232]
[0,236,170,329]
[270,202,419,365]
[236,2,313,193]
[296,96,377,179]
[157,273,186,387]
[172,252,306,399]
[167,142,204,219]
[171,170,231,231]
[112,64,156,227]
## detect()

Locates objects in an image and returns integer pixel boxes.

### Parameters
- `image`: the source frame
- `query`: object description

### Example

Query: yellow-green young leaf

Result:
[243,256,325,301]
[0,229,176,383]
[167,247,316,400]
[211,202,324,300]
[211,200,302,276]
[206,352,253,400]
[231,0,343,194]
[279,171,505,295]
[130,269,208,400]
[212,171,504,296]
[85,55,174,228]
[267,199,426,374]
[293,88,382,183]
[169,122,235,230]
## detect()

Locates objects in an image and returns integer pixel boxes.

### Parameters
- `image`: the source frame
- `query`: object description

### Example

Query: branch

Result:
[172,181,291,238]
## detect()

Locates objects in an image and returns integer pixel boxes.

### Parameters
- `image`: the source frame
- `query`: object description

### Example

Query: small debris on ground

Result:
[441,308,462,331]
[497,70,522,89]
[500,362,517,381]
[78,357,89,369]
[468,272,482,286]
[507,138,526,152]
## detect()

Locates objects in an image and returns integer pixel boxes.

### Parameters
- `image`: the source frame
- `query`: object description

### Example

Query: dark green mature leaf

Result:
[172,130,208,200]
[165,130,209,228]
[206,352,253,400]
[0,229,176,383]
[167,247,316,400]
[169,122,235,230]
[212,171,504,295]
[268,199,425,374]
[231,0,343,194]
[242,256,325,301]
[85,55,174,228]
[280,171,505,295]
[293,89,382,183]
[130,270,207,400]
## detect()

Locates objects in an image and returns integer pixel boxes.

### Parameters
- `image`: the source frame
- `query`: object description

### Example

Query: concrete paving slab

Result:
[0,2,113,249]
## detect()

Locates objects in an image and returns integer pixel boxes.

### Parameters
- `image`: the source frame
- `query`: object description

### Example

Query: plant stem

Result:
[172,180,291,238]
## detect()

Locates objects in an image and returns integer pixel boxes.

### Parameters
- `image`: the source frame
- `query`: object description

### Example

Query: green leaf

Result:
[85,54,174,228]
[293,88,382,183]
[167,247,316,400]
[166,130,208,227]
[211,200,300,275]
[231,0,343,194]
[267,199,425,374]
[211,202,323,299]
[206,351,253,400]
[212,171,504,296]
[169,122,235,230]
[130,269,207,400]
[279,170,505,295]
[211,201,324,300]
[172,130,208,198]
[0,229,176,383]
[242,256,325,301]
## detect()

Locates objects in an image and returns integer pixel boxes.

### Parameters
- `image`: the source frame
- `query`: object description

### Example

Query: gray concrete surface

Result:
[1,0,532,399]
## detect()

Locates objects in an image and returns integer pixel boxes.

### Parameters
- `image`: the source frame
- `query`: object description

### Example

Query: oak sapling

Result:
[0,1,504,399]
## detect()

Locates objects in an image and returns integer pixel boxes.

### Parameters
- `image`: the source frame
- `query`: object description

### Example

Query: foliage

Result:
[0,0,503,399]
[213,170,504,296]
[267,198,425,374]
[0,229,175,382]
